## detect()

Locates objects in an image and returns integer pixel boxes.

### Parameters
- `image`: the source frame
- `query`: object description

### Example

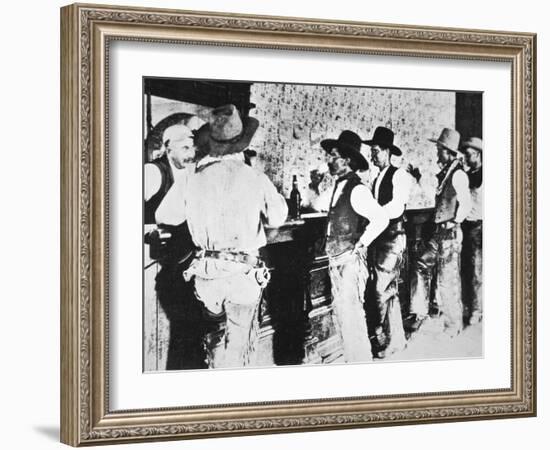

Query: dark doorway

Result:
[455,92,483,141]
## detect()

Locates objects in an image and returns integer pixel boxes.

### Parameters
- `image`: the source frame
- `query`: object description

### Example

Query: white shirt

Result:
[373,166,412,219]
[451,170,472,223]
[155,155,288,251]
[466,169,483,221]
[329,177,389,247]
[156,155,288,279]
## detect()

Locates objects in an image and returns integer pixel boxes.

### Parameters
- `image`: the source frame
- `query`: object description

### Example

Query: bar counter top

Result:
[265,212,327,245]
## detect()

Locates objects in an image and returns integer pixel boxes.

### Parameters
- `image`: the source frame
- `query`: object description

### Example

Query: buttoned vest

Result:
[374,165,404,225]
[326,172,369,257]
[434,162,463,224]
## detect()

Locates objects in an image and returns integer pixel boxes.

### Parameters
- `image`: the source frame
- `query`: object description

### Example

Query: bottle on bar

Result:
[289,175,302,219]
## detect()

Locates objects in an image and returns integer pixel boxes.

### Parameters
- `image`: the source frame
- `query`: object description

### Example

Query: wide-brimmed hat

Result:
[362,126,402,156]
[460,136,483,153]
[321,130,369,171]
[429,128,461,153]
[194,104,259,157]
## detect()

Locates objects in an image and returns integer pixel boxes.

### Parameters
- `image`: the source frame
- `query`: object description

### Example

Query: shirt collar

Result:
[377,165,390,182]
[336,170,356,184]
[196,153,244,168]
[195,153,245,172]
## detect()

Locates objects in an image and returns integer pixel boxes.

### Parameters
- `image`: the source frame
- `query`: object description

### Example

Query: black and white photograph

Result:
[142,77,483,371]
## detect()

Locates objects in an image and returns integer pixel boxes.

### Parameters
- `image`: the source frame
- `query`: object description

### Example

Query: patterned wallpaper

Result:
[247,83,455,209]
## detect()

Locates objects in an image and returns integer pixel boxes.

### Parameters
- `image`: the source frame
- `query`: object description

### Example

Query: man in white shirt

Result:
[461,137,483,325]
[363,126,411,358]
[410,128,472,337]
[144,117,207,370]
[156,105,288,368]
[144,116,202,224]
[321,130,389,363]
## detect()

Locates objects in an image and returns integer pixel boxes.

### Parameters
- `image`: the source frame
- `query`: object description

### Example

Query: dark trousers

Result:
[410,223,463,336]
[366,230,407,355]
[156,263,211,370]
[462,221,483,319]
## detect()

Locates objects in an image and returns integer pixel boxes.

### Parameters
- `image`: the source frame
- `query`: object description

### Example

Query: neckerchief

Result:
[436,159,462,196]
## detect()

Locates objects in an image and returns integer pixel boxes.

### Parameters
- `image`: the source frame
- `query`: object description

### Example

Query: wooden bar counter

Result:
[258,213,344,366]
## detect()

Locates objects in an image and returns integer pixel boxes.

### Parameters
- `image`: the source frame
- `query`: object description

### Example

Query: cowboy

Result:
[321,130,389,363]
[363,126,411,358]
[461,137,483,325]
[156,104,288,368]
[409,128,472,337]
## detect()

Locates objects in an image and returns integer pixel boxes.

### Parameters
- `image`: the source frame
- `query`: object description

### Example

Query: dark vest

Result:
[374,165,404,225]
[467,167,482,189]
[434,161,463,223]
[145,154,174,224]
[325,172,369,257]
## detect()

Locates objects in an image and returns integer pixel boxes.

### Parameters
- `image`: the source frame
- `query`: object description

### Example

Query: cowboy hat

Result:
[362,126,402,156]
[460,136,483,153]
[321,130,369,171]
[429,128,462,153]
[194,104,259,157]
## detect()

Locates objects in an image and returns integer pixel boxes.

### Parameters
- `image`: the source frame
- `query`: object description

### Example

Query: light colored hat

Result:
[429,128,461,153]
[461,137,483,152]
[162,123,193,145]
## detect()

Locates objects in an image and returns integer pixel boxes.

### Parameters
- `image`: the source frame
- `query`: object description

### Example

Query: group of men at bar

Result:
[321,126,483,362]
[145,104,483,368]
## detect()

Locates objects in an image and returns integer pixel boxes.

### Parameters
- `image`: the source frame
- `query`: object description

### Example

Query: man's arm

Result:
[260,173,288,227]
[144,163,162,202]
[452,169,472,223]
[381,168,412,219]
[350,184,389,247]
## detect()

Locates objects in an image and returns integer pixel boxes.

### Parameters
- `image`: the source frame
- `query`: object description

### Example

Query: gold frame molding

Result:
[60,2,536,446]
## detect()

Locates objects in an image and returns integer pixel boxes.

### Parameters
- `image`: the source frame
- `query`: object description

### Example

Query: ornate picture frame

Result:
[60,3,536,446]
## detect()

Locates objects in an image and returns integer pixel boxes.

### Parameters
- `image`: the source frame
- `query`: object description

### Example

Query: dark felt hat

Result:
[362,126,402,156]
[321,130,369,171]
[194,104,259,157]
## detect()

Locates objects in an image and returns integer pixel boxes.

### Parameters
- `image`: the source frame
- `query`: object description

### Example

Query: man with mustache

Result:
[322,130,389,362]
